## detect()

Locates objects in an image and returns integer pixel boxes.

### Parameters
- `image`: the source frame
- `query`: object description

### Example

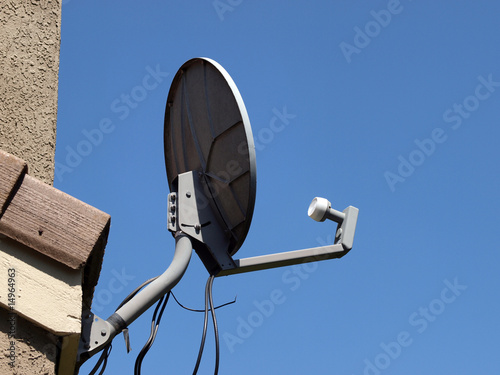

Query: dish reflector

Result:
[164,58,256,256]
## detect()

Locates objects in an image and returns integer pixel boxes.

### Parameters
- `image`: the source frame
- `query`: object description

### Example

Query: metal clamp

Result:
[77,311,113,364]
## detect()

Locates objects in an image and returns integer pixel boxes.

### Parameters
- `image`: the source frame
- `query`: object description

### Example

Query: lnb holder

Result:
[185,193,359,277]
[308,197,358,251]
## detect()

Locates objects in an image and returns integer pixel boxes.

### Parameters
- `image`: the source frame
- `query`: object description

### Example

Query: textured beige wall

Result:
[0,0,61,186]
[0,1,62,373]
[0,307,59,375]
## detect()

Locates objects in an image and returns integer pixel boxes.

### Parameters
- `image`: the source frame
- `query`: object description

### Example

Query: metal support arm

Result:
[108,233,193,332]
[77,233,193,364]
[217,205,359,277]
[216,243,346,276]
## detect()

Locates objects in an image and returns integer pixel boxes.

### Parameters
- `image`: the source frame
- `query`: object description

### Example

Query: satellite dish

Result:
[77,58,359,367]
[164,57,256,273]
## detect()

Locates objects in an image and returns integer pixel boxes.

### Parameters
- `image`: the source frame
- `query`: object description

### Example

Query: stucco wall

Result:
[0,307,59,375]
[0,1,62,373]
[0,0,61,186]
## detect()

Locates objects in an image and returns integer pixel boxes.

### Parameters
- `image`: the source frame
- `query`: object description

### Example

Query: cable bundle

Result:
[88,274,233,375]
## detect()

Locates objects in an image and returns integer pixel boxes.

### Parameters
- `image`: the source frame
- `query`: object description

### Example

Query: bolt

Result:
[101,329,107,337]
[186,191,192,198]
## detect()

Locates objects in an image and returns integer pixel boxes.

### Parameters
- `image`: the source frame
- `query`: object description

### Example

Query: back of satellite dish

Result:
[76,58,358,374]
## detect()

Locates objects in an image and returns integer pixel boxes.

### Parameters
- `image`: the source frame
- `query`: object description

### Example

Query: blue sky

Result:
[55,1,500,374]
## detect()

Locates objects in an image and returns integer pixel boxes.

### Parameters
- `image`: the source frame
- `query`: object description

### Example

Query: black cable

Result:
[87,343,112,375]
[134,292,171,375]
[97,344,112,375]
[192,276,211,375]
[116,276,159,311]
[192,275,220,375]
[207,275,219,375]
[134,295,163,375]
[142,294,170,361]
[78,276,156,375]
[88,274,228,375]
[171,290,236,312]
[87,275,166,375]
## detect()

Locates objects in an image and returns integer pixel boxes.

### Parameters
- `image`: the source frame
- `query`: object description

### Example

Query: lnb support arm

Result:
[217,198,358,277]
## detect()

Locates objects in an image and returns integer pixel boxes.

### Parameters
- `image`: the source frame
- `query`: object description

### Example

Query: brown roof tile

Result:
[0,149,110,306]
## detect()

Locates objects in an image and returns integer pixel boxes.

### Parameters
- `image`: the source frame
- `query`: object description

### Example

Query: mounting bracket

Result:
[76,233,193,367]
[216,204,358,276]
[170,171,237,275]
[77,310,114,365]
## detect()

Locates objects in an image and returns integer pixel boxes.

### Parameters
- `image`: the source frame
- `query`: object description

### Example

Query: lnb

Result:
[308,197,346,224]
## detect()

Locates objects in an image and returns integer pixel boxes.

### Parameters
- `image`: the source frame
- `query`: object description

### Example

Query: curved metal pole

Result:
[77,233,193,365]
[107,233,193,337]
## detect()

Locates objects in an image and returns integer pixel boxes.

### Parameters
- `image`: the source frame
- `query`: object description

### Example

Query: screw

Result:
[186,191,192,198]
[101,329,107,337]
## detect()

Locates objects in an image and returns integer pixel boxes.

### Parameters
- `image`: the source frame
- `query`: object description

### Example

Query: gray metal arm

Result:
[216,244,346,276]
[77,233,193,364]
[217,205,358,277]
[108,233,193,333]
